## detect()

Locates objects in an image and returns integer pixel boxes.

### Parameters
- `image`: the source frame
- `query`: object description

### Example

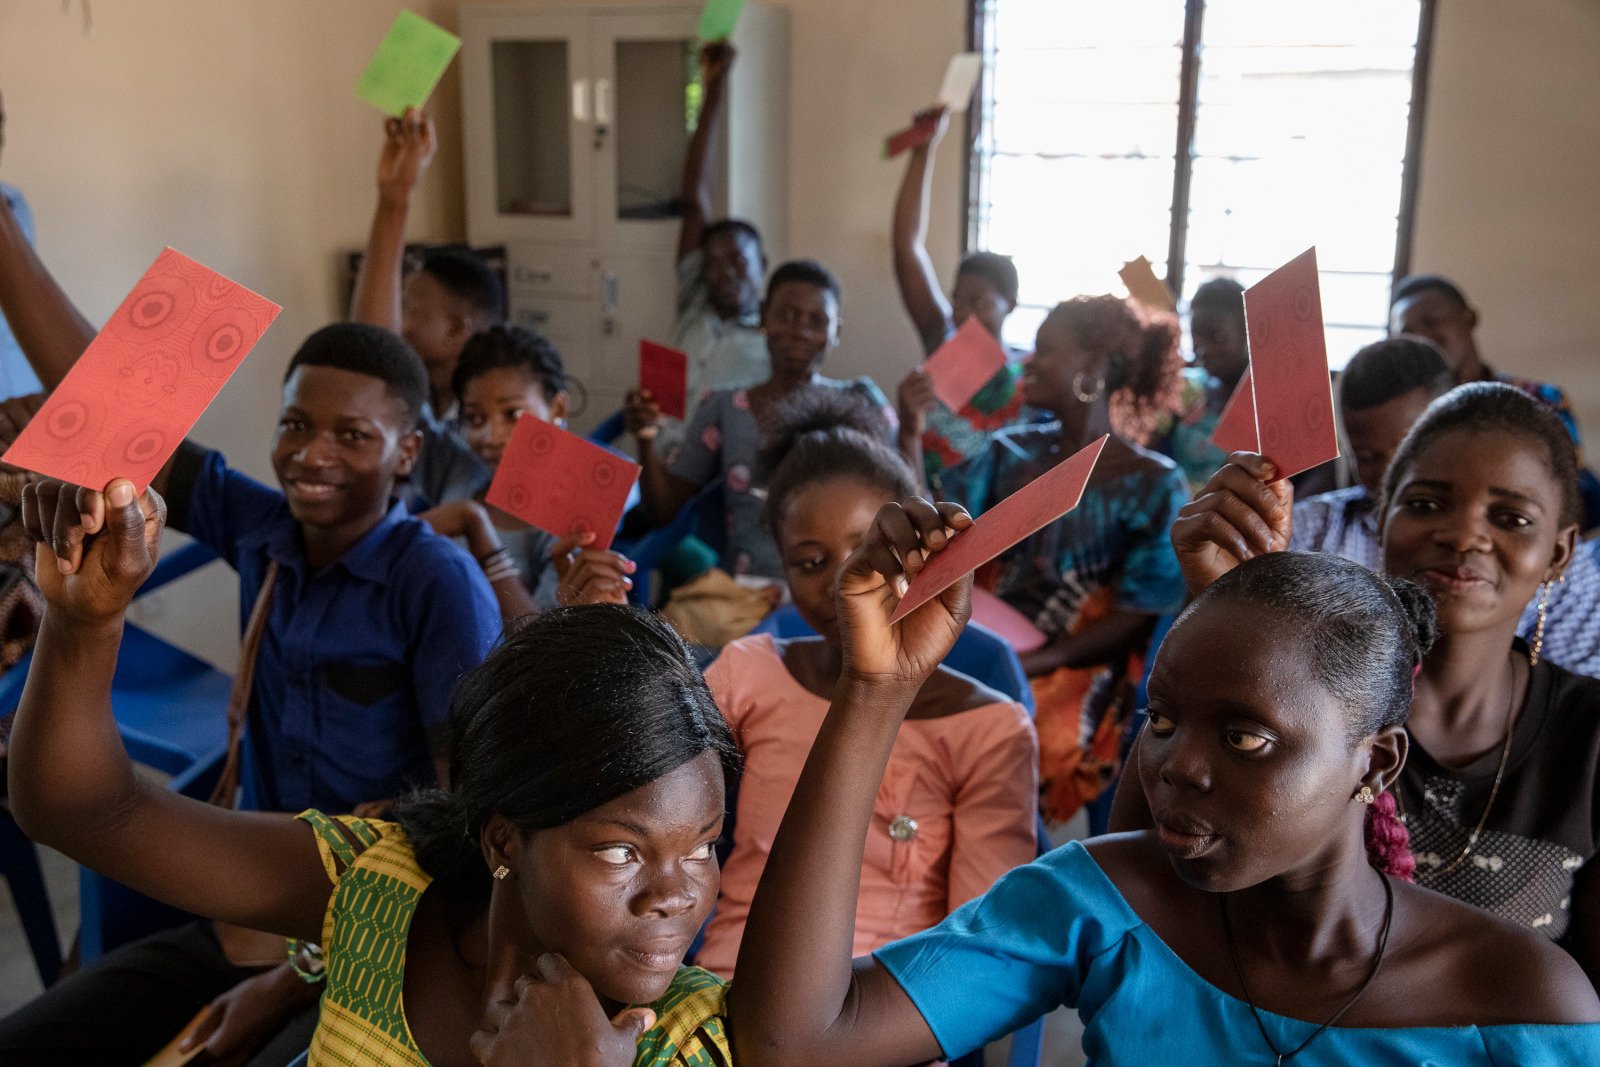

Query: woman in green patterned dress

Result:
[7,476,736,1067]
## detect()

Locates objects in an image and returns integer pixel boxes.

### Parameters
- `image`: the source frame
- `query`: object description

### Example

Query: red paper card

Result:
[1209,368,1257,455]
[1242,248,1339,481]
[891,435,1108,622]
[884,121,937,159]
[969,586,1046,653]
[2,247,281,492]
[639,340,689,421]
[923,317,1008,414]
[485,415,640,551]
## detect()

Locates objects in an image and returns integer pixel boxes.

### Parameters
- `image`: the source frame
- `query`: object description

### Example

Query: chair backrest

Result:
[619,477,726,607]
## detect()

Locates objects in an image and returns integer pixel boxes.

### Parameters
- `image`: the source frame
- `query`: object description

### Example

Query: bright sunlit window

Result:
[970,0,1428,367]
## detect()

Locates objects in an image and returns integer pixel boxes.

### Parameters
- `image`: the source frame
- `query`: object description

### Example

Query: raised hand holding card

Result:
[922,317,1008,414]
[357,10,462,117]
[2,248,281,492]
[639,341,689,421]
[891,435,1108,622]
[485,416,640,551]
[1242,248,1338,481]
[1119,256,1175,311]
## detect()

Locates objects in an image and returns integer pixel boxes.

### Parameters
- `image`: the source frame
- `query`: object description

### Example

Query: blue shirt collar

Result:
[243,497,413,584]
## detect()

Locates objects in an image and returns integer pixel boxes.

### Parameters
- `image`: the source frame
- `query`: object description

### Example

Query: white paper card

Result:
[937,53,983,113]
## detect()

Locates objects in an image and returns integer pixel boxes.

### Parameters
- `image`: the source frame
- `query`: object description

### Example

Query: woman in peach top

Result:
[695,393,1038,976]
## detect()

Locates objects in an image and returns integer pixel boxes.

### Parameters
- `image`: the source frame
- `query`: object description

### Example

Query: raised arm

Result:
[0,190,95,390]
[727,498,972,1066]
[6,478,332,943]
[892,107,955,356]
[677,42,735,261]
[350,108,438,333]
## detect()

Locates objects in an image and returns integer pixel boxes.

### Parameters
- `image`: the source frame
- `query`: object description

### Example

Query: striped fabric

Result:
[297,810,732,1067]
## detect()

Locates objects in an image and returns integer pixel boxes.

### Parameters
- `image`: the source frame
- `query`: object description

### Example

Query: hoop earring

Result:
[1072,372,1105,404]
[1531,581,1550,667]
[1354,786,1375,805]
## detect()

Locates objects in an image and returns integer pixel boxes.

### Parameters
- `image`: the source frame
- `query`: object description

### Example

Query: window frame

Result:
[963,0,1438,303]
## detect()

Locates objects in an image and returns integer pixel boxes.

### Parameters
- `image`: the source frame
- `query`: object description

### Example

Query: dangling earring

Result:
[1072,372,1105,404]
[1354,786,1375,805]
[1531,581,1550,667]
[492,865,510,881]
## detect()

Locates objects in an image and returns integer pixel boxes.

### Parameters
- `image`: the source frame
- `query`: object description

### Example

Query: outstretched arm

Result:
[677,42,735,261]
[0,192,95,390]
[6,479,331,943]
[728,499,971,1066]
[892,107,955,356]
[350,108,437,333]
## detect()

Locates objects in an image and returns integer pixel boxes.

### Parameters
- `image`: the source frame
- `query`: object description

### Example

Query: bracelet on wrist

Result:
[287,939,326,984]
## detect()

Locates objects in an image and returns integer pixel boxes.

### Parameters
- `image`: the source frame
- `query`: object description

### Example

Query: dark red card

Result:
[2,247,281,492]
[923,317,1008,414]
[1242,248,1339,481]
[891,435,1107,622]
[485,416,640,551]
[884,121,937,159]
[639,340,689,421]
[1209,368,1257,455]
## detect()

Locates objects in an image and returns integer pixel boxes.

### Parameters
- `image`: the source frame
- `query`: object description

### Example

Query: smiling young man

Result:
[0,194,500,1064]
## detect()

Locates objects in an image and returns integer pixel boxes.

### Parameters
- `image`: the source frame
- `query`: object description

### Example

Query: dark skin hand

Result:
[180,963,321,1066]
[726,498,1598,1066]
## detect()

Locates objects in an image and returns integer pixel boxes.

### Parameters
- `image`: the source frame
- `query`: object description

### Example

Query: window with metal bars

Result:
[966,0,1433,368]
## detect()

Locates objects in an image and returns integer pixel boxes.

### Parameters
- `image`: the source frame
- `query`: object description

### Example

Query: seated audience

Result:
[1121,383,1600,982]
[5,482,735,1065]
[630,260,893,585]
[694,392,1037,977]
[941,295,1188,825]
[660,41,769,453]
[0,196,500,1065]
[887,104,1031,497]
[726,509,1600,1064]
[1163,277,1247,489]
[1296,337,1600,677]
[417,324,636,625]
[1391,273,1600,529]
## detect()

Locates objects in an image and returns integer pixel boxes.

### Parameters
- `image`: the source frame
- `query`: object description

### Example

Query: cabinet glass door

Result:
[593,12,699,248]
[490,40,574,219]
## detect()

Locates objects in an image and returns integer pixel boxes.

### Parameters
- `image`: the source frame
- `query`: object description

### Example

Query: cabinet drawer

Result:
[506,245,598,299]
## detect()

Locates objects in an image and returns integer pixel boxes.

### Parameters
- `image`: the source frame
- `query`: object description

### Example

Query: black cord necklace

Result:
[1218,872,1395,1065]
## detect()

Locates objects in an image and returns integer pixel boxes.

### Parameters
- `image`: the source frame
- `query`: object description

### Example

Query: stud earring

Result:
[492,865,510,881]
[1354,786,1375,805]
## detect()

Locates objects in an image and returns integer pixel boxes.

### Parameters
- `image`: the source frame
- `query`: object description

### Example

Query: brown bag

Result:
[210,563,290,968]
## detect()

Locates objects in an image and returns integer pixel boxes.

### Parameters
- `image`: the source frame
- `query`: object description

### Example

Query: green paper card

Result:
[357,11,462,118]
[698,0,746,42]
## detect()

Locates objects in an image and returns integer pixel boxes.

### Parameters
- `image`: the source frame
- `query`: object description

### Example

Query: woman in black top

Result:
[1116,382,1600,985]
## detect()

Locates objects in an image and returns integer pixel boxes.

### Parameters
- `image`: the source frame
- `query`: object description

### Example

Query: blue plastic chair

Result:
[0,805,63,986]
[618,477,726,608]
[0,540,231,966]
[747,605,1045,1067]
[586,409,627,447]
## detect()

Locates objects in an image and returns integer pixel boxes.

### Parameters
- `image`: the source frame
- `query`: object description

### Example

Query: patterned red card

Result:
[1209,367,1257,455]
[639,340,689,421]
[484,415,640,551]
[891,435,1107,622]
[1119,256,1175,311]
[923,317,1008,414]
[1242,248,1339,481]
[2,247,281,492]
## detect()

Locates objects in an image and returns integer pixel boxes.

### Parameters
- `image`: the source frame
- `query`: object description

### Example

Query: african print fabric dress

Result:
[298,810,731,1067]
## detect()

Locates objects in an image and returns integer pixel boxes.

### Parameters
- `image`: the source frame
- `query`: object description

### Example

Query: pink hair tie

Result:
[1410,662,1423,695]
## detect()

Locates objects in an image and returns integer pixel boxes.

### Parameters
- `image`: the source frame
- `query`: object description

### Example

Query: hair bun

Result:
[758,389,890,478]
[1384,576,1438,661]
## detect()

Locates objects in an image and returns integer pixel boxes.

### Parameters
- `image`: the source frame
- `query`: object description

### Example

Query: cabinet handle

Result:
[601,271,619,336]
[571,79,589,122]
